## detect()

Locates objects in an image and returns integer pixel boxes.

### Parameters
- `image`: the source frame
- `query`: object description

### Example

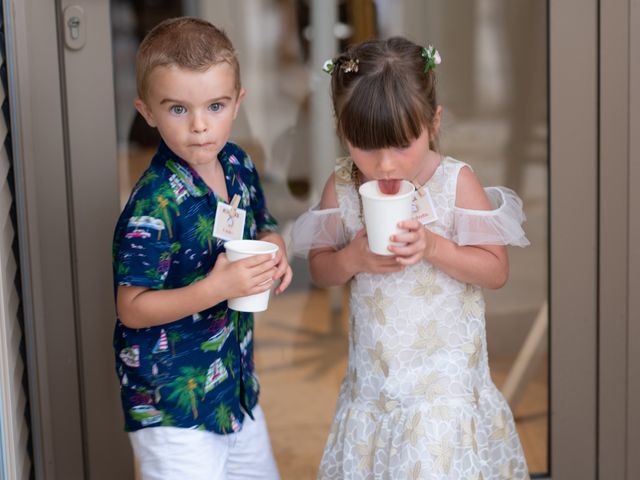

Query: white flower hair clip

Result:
[322,57,359,75]
[421,45,441,73]
[322,59,336,75]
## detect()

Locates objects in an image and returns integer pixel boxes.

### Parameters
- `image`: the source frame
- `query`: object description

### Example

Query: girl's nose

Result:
[378,152,396,175]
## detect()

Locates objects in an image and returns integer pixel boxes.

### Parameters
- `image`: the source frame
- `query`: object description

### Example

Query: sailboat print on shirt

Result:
[152,329,169,354]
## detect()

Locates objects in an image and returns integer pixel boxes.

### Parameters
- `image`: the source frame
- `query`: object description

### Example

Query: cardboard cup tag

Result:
[412,186,438,225]
[213,194,246,241]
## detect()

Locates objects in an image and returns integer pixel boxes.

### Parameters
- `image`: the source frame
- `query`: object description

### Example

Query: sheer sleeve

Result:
[453,186,530,247]
[290,204,347,258]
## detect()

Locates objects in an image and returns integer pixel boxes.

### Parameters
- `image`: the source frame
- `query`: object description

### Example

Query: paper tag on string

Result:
[213,194,246,241]
[412,186,438,224]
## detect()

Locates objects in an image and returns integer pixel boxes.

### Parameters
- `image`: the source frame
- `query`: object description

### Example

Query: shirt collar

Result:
[153,140,212,198]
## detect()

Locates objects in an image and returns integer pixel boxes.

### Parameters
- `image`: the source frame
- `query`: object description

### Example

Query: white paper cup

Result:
[224,239,279,312]
[358,180,416,255]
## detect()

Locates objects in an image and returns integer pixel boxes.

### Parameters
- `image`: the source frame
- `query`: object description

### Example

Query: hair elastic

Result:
[323,57,359,75]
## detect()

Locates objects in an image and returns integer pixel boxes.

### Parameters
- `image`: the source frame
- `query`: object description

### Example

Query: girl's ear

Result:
[134,98,157,128]
[432,105,443,137]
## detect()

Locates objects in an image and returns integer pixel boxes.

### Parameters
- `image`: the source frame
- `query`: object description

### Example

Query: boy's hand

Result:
[388,219,436,266]
[347,228,404,274]
[209,253,277,300]
[257,232,293,294]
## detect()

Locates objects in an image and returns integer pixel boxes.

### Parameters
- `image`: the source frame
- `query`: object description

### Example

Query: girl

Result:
[292,37,530,479]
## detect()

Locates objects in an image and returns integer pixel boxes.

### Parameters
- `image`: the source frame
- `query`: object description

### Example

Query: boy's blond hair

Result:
[136,17,241,101]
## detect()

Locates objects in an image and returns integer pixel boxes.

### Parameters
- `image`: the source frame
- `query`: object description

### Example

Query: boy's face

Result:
[135,63,244,168]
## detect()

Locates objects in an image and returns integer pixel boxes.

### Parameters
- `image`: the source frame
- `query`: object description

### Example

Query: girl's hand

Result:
[208,253,277,300]
[388,219,436,266]
[257,232,293,294]
[348,228,405,274]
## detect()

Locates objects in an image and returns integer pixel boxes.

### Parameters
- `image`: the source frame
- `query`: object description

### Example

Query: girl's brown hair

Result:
[136,17,241,101]
[330,37,439,151]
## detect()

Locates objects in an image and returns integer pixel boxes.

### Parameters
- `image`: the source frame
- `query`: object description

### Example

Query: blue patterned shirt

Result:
[112,140,277,433]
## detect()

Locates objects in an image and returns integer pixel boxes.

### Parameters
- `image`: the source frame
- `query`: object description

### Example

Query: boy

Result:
[112,17,291,479]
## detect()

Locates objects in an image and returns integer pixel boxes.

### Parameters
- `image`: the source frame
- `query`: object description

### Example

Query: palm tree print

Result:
[170,241,181,255]
[167,331,181,356]
[145,268,163,282]
[116,262,129,276]
[166,366,206,419]
[137,170,159,188]
[152,184,180,239]
[195,215,214,253]
[214,403,233,433]
[223,349,236,378]
[132,198,152,217]
[160,411,175,427]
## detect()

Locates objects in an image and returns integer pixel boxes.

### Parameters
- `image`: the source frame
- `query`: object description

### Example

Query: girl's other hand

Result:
[348,228,405,274]
[388,219,436,266]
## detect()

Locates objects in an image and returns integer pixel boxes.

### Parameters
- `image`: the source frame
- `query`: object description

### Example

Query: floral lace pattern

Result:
[318,157,529,479]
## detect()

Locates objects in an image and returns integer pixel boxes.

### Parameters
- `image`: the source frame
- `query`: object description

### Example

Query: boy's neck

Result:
[191,158,229,202]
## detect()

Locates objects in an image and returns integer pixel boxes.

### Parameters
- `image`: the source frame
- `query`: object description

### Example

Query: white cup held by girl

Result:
[358,179,415,255]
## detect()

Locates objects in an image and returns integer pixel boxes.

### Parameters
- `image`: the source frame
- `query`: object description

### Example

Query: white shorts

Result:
[129,405,280,480]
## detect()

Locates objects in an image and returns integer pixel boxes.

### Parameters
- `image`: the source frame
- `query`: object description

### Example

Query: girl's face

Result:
[347,127,436,186]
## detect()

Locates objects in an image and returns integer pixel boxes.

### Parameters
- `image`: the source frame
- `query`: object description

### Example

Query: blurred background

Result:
[111,0,549,477]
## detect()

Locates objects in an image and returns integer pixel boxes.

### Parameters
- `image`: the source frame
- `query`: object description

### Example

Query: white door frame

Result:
[7,0,638,478]
[5,0,130,477]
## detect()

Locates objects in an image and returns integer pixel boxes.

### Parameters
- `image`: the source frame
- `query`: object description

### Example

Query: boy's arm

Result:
[256,230,293,294]
[309,174,402,288]
[392,167,509,289]
[117,253,276,329]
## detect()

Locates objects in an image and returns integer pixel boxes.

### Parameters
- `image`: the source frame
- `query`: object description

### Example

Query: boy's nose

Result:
[191,114,208,134]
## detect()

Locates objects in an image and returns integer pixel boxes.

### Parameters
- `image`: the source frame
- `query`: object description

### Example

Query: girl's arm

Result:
[391,167,509,289]
[117,252,276,329]
[309,174,402,288]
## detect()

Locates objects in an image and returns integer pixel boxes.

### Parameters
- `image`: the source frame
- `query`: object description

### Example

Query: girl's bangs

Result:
[338,79,425,150]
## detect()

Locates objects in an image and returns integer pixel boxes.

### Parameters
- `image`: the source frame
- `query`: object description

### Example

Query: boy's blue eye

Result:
[209,103,223,112]
[170,105,186,115]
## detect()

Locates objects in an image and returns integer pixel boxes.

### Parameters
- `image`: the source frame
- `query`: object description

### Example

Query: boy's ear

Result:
[134,97,157,128]
[232,88,246,120]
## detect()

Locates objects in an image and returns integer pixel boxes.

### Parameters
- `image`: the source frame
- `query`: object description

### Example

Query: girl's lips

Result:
[377,179,402,195]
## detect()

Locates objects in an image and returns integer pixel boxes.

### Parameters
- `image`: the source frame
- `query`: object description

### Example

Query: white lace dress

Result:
[317,157,530,480]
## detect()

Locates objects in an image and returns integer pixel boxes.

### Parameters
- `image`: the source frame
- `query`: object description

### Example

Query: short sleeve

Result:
[290,203,347,258]
[453,186,530,247]
[113,180,180,289]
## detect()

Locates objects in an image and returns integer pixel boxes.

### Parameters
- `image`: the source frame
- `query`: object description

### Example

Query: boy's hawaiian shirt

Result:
[112,140,277,433]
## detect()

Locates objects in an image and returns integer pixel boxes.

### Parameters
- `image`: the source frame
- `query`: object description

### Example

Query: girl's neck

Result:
[410,150,443,187]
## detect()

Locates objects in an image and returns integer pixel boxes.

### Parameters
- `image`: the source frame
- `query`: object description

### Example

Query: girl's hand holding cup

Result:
[346,228,404,275]
[388,219,437,266]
